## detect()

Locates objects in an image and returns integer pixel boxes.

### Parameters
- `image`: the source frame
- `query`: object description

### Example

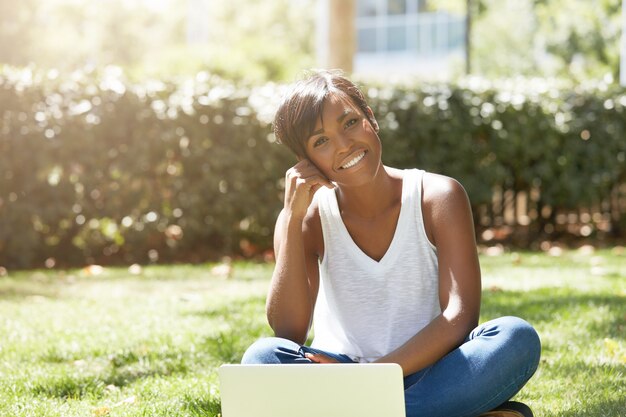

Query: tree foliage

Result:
[532,0,623,80]
[436,0,623,80]
[0,0,622,82]
[0,0,315,82]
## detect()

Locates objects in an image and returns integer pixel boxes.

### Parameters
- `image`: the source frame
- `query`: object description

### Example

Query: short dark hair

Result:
[273,69,375,158]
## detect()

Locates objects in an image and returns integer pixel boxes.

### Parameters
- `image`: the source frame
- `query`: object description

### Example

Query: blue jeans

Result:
[241,316,541,417]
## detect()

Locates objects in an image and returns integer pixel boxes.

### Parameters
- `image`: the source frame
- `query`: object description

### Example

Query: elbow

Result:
[272,328,308,346]
[269,321,309,345]
[443,303,479,341]
[458,306,479,332]
[266,308,309,345]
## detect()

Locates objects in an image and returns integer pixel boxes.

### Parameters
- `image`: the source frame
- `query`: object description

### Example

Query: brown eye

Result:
[345,118,358,128]
[313,137,328,147]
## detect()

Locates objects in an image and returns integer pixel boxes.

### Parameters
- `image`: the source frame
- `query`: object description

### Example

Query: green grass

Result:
[0,250,624,416]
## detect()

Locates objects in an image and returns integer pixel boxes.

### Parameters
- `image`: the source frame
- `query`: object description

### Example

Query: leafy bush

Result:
[1,68,624,268]
[0,67,291,268]
[372,78,626,206]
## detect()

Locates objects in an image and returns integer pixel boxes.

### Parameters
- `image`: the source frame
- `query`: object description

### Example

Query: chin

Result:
[334,165,382,188]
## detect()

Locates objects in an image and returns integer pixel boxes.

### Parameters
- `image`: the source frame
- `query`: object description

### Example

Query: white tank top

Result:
[310,169,441,363]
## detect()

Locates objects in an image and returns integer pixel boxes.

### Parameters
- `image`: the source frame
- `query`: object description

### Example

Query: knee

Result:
[241,337,284,364]
[241,337,301,364]
[496,316,542,371]
[502,317,540,350]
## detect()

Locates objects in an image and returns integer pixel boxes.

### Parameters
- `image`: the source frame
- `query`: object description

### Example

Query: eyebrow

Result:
[309,109,353,136]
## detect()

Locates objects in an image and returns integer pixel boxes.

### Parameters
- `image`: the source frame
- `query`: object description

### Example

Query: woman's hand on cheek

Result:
[284,159,334,220]
[304,352,339,363]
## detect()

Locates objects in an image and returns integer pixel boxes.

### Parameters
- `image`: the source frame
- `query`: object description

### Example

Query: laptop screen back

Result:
[219,363,406,417]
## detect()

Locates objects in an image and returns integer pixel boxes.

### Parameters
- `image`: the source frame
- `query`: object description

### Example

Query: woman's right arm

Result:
[265,160,332,344]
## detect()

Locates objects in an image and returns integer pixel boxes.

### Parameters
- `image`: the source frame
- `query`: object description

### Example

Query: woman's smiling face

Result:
[304,93,383,187]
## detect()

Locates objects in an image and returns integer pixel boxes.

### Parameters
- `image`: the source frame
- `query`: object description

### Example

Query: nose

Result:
[335,132,353,152]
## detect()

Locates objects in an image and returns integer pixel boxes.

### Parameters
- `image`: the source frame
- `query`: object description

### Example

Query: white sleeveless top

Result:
[310,169,441,363]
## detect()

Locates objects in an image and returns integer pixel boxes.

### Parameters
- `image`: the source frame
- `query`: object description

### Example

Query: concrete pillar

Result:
[317,0,356,73]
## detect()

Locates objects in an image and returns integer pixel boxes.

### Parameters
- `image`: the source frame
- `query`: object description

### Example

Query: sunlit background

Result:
[0,0,315,81]
[1,0,625,270]
[1,0,624,82]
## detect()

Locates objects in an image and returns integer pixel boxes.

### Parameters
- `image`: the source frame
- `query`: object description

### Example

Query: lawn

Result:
[0,249,624,416]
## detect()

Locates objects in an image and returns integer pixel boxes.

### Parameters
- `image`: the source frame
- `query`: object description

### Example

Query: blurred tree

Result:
[533,0,623,80]
[129,0,315,81]
[166,0,315,81]
[471,0,539,77]
[0,0,314,82]
[0,0,38,65]
[0,0,620,82]
[0,0,168,71]
[99,2,160,67]
[436,0,622,80]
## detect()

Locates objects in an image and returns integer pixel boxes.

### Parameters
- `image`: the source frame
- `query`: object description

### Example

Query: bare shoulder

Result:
[422,172,469,210]
[421,172,473,245]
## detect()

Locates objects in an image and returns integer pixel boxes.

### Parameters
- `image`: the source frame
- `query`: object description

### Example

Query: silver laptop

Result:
[218,363,406,417]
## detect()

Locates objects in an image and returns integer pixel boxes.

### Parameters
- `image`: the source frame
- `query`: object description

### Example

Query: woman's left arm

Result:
[373,173,482,376]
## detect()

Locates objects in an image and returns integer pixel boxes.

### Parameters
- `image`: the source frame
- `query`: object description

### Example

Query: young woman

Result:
[241,70,541,417]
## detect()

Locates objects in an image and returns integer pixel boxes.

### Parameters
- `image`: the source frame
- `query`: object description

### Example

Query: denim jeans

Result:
[241,316,541,417]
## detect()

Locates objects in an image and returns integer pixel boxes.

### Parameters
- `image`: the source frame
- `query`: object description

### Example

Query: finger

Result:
[292,159,314,172]
[310,183,322,195]
[304,353,337,364]
[290,162,333,189]
[295,175,333,191]
[304,353,320,363]
[301,174,333,190]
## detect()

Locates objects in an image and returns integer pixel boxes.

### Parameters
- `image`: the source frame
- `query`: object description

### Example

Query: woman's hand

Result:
[304,352,339,363]
[284,159,333,220]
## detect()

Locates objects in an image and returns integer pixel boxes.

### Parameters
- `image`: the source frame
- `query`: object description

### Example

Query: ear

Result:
[365,106,379,133]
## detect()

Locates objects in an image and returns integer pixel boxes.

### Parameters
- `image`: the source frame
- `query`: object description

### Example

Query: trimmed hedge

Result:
[375,78,626,209]
[1,68,625,269]
[0,68,292,268]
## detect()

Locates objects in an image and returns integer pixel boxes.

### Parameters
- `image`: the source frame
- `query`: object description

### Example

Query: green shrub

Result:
[1,68,624,269]
[373,78,626,207]
[0,68,292,268]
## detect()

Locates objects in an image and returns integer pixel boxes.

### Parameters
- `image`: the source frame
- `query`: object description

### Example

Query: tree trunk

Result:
[317,0,356,72]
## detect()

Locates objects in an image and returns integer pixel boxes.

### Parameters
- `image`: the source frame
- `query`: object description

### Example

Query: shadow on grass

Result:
[33,297,271,400]
[190,295,272,363]
[31,366,188,400]
[189,295,266,320]
[31,374,107,400]
[485,287,626,416]
[0,285,60,301]
[202,330,249,364]
[481,287,626,339]
[33,349,190,400]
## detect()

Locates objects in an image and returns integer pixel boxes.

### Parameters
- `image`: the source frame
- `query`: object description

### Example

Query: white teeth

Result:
[341,151,365,169]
